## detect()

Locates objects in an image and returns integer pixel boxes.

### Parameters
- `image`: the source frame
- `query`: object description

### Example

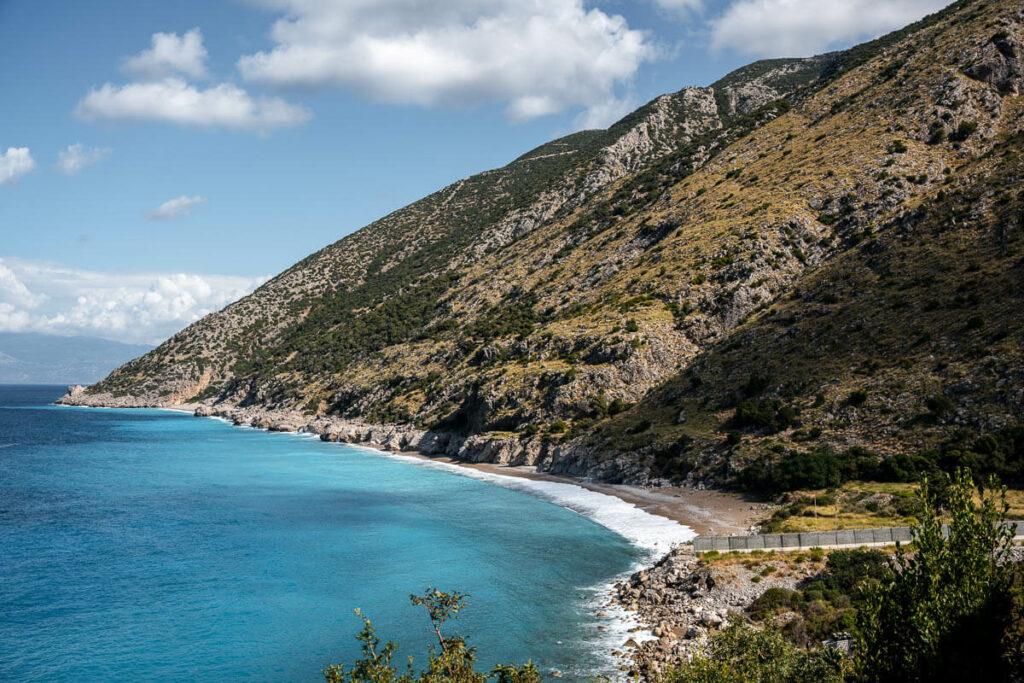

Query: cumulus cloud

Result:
[0,261,44,309]
[148,195,206,221]
[56,143,111,175]
[710,0,952,57]
[0,257,265,344]
[0,147,36,185]
[574,95,638,130]
[76,78,311,131]
[77,29,309,132]
[237,0,654,123]
[123,28,209,80]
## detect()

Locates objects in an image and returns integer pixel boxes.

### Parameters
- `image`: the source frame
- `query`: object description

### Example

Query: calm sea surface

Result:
[0,385,655,681]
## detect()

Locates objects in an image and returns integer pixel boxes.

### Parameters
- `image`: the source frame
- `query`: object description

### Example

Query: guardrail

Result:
[693,520,1024,553]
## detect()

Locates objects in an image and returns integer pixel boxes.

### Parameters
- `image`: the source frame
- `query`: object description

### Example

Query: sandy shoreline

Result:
[396,453,764,537]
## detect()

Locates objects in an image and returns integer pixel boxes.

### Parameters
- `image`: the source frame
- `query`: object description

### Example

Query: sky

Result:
[0,0,952,344]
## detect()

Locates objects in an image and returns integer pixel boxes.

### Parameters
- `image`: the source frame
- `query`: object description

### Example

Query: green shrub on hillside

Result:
[949,120,978,142]
[748,549,892,646]
[739,443,946,494]
[467,292,540,342]
[845,390,868,407]
[740,447,845,492]
[730,399,800,434]
[661,623,849,683]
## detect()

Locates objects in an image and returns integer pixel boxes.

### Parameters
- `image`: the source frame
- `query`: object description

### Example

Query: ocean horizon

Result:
[0,384,692,681]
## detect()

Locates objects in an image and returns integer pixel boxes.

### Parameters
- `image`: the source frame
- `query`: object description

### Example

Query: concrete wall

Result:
[693,520,1024,553]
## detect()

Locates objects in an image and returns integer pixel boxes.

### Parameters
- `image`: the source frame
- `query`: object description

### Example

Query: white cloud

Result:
[0,147,36,185]
[237,0,654,122]
[0,257,265,344]
[123,28,209,80]
[0,261,44,309]
[76,78,311,131]
[148,195,206,221]
[710,0,952,57]
[574,95,638,130]
[77,29,309,133]
[56,144,111,175]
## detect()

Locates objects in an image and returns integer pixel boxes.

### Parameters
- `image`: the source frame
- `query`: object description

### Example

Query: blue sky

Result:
[0,0,951,343]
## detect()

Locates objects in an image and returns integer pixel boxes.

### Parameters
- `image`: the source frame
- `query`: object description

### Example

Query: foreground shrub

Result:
[856,469,1021,681]
[323,589,540,683]
[661,623,849,683]
[686,470,1024,682]
[747,550,890,647]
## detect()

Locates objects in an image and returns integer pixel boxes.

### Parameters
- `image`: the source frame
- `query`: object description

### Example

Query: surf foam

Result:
[367,449,695,557]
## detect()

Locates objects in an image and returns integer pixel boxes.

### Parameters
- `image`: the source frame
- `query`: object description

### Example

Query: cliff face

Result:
[70,0,1024,487]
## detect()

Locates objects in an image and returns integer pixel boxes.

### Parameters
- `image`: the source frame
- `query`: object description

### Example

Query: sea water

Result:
[0,385,693,681]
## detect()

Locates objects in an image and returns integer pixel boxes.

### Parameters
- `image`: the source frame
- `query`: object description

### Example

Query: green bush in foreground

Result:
[856,470,1020,681]
[747,549,892,647]
[323,588,540,683]
[660,623,849,683]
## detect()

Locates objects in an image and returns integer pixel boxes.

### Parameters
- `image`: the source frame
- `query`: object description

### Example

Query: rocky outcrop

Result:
[963,22,1023,94]
[611,547,819,679]
[56,387,178,409]
[186,403,553,468]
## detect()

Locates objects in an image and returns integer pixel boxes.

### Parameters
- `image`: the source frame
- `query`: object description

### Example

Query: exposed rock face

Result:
[715,58,828,115]
[610,547,819,679]
[58,388,170,409]
[183,403,553,469]
[963,24,1023,94]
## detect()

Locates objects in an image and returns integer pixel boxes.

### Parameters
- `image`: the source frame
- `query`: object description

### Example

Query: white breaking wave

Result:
[161,412,697,555]
[361,447,691,681]
[370,450,696,557]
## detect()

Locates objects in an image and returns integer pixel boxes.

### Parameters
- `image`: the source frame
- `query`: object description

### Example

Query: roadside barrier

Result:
[693,520,1024,553]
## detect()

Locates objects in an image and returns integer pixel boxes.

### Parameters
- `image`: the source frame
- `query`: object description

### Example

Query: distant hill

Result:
[0,333,150,385]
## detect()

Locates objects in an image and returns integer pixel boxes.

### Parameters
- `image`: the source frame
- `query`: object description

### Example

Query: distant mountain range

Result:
[0,333,150,385]
[72,0,1023,489]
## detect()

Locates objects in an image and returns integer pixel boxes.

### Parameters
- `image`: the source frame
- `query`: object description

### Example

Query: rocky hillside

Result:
[71,0,1023,490]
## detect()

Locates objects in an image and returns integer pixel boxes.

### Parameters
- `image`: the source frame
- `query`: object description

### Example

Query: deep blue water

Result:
[0,385,645,681]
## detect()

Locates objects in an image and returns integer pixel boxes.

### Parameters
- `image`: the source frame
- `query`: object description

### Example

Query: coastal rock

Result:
[613,545,817,679]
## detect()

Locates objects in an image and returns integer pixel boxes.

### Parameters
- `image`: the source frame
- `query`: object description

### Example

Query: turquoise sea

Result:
[0,385,692,681]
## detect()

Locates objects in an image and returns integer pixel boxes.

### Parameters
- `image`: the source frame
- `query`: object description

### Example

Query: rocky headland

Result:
[608,547,822,679]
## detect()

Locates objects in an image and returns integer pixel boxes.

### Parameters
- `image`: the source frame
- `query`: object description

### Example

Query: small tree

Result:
[324,589,540,683]
[410,588,467,652]
[323,609,413,683]
[856,469,1018,681]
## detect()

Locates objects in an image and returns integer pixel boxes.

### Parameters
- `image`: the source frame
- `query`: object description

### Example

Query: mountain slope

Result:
[80,54,829,408]
[71,0,1024,489]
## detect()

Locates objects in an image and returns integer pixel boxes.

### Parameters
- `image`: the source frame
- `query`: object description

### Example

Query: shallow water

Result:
[0,385,690,681]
